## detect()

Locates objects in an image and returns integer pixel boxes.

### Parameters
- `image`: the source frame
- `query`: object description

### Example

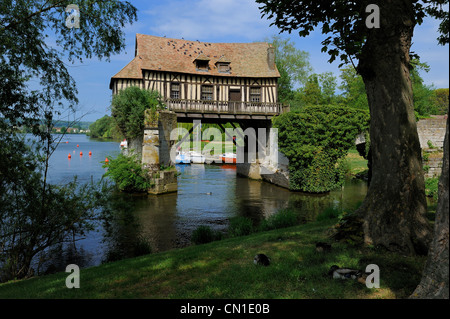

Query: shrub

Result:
[191,226,222,244]
[316,206,341,221]
[272,105,370,192]
[259,209,299,231]
[228,216,254,237]
[103,153,153,193]
[425,177,439,200]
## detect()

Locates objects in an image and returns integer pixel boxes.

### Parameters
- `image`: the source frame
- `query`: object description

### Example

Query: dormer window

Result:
[217,63,230,73]
[196,60,209,71]
[194,53,210,71]
[216,55,231,73]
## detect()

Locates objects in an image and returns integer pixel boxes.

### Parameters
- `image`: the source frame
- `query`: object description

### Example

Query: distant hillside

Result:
[53,120,92,130]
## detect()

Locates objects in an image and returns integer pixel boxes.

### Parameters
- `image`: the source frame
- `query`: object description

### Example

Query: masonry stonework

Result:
[418,115,447,179]
[142,110,178,195]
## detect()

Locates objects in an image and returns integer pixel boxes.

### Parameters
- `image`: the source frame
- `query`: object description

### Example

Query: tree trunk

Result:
[356,0,432,255]
[411,111,449,298]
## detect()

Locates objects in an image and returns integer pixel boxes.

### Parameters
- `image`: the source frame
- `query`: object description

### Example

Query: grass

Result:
[345,149,368,176]
[0,218,427,299]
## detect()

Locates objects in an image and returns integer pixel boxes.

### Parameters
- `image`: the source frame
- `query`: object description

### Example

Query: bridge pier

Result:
[142,109,178,195]
[235,120,290,189]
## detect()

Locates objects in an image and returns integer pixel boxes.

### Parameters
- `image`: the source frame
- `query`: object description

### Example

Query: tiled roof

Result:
[111,34,280,80]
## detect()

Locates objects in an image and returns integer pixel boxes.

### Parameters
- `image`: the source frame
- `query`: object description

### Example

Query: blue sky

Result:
[63,0,449,122]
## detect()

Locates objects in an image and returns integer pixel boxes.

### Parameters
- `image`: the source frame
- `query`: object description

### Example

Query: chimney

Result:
[267,45,275,70]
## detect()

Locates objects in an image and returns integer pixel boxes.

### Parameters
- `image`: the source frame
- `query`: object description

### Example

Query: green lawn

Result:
[345,149,368,176]
[0,218,426,299]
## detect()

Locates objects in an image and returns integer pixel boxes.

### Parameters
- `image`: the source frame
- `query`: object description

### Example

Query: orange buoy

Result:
[68,154,71,159]
[77,144,79,147]
[80,151,83,156]
[66,141,69,144]
[105,158,109,163]
[89,151,92,156]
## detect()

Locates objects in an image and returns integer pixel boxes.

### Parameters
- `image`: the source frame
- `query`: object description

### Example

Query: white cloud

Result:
[143,0,275,42]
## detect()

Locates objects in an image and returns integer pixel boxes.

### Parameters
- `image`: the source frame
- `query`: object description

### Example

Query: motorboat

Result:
[221,152,236,164]
[189,151,206,164]
[175,151,191,164]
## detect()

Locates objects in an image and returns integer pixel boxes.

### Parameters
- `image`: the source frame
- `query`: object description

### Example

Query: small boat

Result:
[221,152,236,164]
[175,151,191,164]
[189,151,205,164]
[120,139,127,149]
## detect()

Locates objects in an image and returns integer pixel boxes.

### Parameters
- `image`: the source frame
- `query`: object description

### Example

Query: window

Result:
[170,83,180,99]
[201,85,213,101]
[196,60,209,71]
[217,63,230,73]
[250,87,261,102]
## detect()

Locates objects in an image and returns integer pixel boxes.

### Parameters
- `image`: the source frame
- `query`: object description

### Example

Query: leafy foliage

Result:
[432,88,449,115]
[0,0,137,139]
[103,153,153,193]
[0,135,111,282]
[256,0,447,66]
[191,226,223,245]
[228,216,255,237]
[88,115,123,139]
[425,177,440,200]
[111,87,166,140]
[0,0,137,282]
[338,65,369,110]
[272,105,370,192]
[259,209,299,231]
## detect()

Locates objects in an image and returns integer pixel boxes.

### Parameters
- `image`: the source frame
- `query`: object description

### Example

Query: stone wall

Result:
[423,150,444,179]
[417,115,447,149]
[142,109,178,194]
[418,115,447,179]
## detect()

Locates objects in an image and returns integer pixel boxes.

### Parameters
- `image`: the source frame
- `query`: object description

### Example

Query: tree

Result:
[432,88,449,115]
[88,115,123,139]
[111,87,166,140]
[410,58,439,116]
[295,72,338,106]
[266,35,313,89]
[256,0,448,255]
[299,74,323,105]
[0,0,138,281]
[318,72,338,104]
[339,64,368,109]
[411,108,449,298]
[0,0,137,139]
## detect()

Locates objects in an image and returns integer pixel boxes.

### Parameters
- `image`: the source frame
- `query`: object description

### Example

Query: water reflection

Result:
[102,165,368,258]
[39,134,368,271]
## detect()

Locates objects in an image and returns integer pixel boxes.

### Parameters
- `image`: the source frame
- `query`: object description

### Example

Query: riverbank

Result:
[0,218,426,299]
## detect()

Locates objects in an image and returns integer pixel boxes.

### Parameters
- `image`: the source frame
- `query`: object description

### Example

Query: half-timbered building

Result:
[110,34,286,119]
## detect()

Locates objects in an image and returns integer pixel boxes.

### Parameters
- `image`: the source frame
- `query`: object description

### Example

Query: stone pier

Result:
[142,109,178,195]
[236,121,290,189]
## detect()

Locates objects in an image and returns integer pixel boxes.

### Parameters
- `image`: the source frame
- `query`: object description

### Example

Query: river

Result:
[40,134,368,271]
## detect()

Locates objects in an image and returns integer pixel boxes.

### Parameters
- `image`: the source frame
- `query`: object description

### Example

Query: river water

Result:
[42,134,368,270]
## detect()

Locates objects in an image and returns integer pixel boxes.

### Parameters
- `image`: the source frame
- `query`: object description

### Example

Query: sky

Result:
[60,0,449,122]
